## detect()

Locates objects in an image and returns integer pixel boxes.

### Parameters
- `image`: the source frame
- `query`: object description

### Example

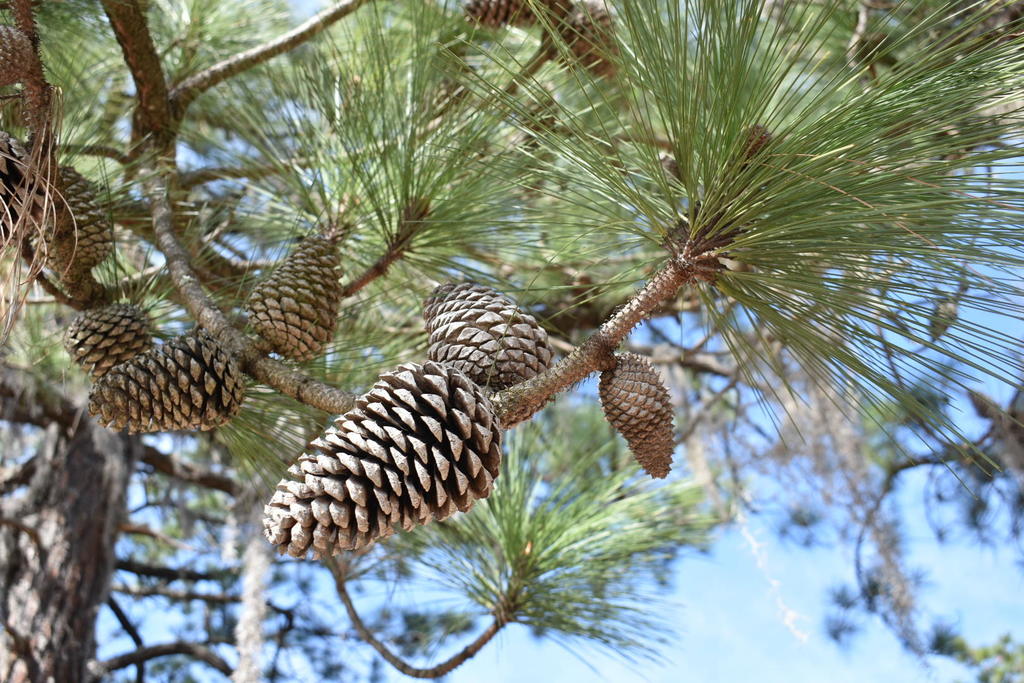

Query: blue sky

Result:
[408,469,1024,683]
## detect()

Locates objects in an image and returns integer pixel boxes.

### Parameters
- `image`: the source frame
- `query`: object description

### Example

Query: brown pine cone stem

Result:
[493,251,717,427]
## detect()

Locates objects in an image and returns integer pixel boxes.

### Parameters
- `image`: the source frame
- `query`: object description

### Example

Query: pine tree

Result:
[0,0,1022,681]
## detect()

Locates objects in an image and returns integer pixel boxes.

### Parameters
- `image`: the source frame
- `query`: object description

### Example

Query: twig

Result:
[106,597,145,683]
[140,445,239,496]
[112,583,295,616]
[179,158,310,189]
[98,642,233,677]
[62,144,131,165]
[334,571,504,679]
[170,0,373,114]
[338,199,427,298]
[115,558,235,583]
[119,522,196,551]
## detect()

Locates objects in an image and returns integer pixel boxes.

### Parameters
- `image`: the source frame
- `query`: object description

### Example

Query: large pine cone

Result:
[89,329,245,433]
[263,361,502,558]
[64,303,153,378]
[49,166,114,271]
[464,0,536,27]
[0,26,31,88]
[558,0,617,78]
[598,353,675,478]
[246,234,342,361]
[423,282,552,390]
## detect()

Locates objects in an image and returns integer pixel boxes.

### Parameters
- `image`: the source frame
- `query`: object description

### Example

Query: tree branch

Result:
[493,249,721,427]
[115,559,235,583]
[339,198,427,298]
[334,572,503,679]
[145,168,356,415]
[112,583,294,617]
[140,445,238,496]
[98,642,233,677]
[170,0,373,114]
[106,597,145,683]
[0,362,86,435]
[178,158,309,189]
[119,522,195,551]
[62,144,131,165]
[10,0,53,132]
[101,0,172,145]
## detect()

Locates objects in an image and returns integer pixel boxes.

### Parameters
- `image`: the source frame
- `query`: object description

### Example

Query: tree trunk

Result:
[0,385,139,683]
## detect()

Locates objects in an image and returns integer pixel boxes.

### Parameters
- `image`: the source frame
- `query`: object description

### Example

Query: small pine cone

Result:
[598,353,675,478]
[89,329,245,433]
[558,0,618,78]
[423,282,552,390]
[50,166,114,270]
[64,303,153,378]
[263,361,502,558]
[464,0,535,27]
[246,235,342,361]
[0,26,32,88]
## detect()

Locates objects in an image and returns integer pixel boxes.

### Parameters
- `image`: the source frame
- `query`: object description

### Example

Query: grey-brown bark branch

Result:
[170,0,373,114]
[97,641,233,677]
[334,572,504,679]
[493,253,712,426]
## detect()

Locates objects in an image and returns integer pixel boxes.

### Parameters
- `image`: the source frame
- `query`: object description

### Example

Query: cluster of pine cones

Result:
[262,278,679,559]
[464,0,618,78]
[262,282,555,558]
[59,230,355,434]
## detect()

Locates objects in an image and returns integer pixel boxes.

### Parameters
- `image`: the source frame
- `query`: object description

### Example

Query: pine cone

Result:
[263,361,502,558]
[423,282,552,390]
[246,234,342,361]
[89,329,245,433]
[0,26,31,88]
[49,166,114,270]
[598,353,675,478]
[558,0,617,78]
[64,303,153,378]
[464,0,536,27]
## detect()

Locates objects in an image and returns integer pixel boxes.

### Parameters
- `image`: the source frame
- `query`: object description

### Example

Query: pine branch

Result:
[61,144,131,165]
[493,247,720,427]
[115,559,235,583]
[112,583,237,604]
[338,198,428,298]
[139,446,239,496]
[170,0,374,115]
[145,168,356,415]
[10,0,52,132]
[106,598,145,683]
[97,642,233,677]
[112,583,295,617]
[179,158,310,189]
[119,522,195,551]
[334,572,504,679]
[0,362,86,435]
[101,0,172,145]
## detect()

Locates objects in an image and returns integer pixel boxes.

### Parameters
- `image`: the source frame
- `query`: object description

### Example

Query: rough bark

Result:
[0,389,140,683]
